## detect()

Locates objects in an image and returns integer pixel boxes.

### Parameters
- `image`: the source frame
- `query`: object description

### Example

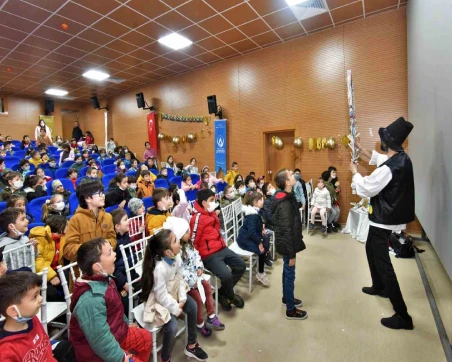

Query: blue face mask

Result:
[295,174,300,180]
[13,305,33,323]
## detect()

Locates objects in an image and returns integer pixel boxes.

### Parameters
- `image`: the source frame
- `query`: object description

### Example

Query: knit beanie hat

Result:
[128,198,144,215]
[163,216,190,241]
[52,180,62,190]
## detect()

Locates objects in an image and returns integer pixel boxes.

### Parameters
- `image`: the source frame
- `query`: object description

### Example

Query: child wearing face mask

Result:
[238,191,271,287]
[19,159,31,180]
[72,155,85,172]
[146,188,172,234]
[245,175,256,191]
[235,180,246,199]
[70,238,152,362]
[0,272,61,361]
[164,217,225,337]
[29,215,68,302]
[97,148,108,162]
[0,208,38,269]
[115,159,127,174]
[127,175,138,198]
[41,194,68,222]
[182,174,198,191]
[1,172,26,201]
[171,188,191,222]
[47,157,60,177]
[191,189,246,312]
[309,178,331,235]
[220,185,237,207]
[105,174,132,209]
[142,229,208,362]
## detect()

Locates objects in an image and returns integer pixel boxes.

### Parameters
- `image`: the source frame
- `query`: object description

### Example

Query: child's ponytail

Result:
[141,229,173,301]
[41,194,58,222]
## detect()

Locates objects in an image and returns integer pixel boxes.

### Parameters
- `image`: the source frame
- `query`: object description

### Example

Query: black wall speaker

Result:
[136,92,145,108]
[91,96,100,110]
[207,95,217,114]
[45,99,54,115]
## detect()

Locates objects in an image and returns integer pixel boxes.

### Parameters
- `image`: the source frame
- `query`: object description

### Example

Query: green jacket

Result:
[1,187,27,201]
[324,182,337,204]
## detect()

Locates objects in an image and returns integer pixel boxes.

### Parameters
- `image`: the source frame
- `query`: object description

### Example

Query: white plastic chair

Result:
[307,180,329,226]
[56,262,78,337]
[220,203,236,246]
[128,213,146,240]
[267,230,276,260]
[3,242,36,272]
[37,268,67,339]
[229,199,257,294]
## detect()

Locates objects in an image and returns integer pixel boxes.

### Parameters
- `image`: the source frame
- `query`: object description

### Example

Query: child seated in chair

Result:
[70,238,151,362]
[146,188,172,234]
[0,208,38,269]
[309,178,331,236]
[127,198,149,242]
[1,172,26,201]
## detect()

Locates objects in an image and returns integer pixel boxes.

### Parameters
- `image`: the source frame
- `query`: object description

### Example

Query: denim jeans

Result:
[161,295,197,361]
[282,255,296,312]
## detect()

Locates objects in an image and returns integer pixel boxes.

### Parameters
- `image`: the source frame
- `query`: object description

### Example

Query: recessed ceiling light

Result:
[158,33,192,50]
[285,0,311,6]
[45,89,68,96]
[83,70,110,81]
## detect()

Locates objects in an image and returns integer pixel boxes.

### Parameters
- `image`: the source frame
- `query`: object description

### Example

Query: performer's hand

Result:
[349,161,358,175]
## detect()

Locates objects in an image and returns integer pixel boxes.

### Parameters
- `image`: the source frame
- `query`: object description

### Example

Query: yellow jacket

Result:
[146,207,170,234]
[30,225,65,281]
[29,158,43,168]
[224,169,240,186]
[63,206,116,262]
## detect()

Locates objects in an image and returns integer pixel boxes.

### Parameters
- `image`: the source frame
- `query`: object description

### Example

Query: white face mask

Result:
[120,165,125,170]
[49,162,56,168]
[13,180,23,189]
[207,201,218,212]
[42,185,47,191]
[11,226,24,236]
[54,201,65,211]
[269,188,276,196]
[129,184,137,190]
[249,182,256,189]
[95,263,108,277]
[13,305,33,323]
[239,188,246,195]
[227,191,236,199]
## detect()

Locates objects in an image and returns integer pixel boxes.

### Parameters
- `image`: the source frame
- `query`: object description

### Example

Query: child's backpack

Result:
[388,232,424,258]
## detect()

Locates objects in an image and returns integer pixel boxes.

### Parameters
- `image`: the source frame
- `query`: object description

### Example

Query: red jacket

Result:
[190,201,226,260]
[0,315,56,361]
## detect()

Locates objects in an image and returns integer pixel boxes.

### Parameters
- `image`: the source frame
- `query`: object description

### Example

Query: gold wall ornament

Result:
[272,136,284,150]
[308,138,314,151]
[326,137,336,149]
[293,137,303,149]
[321,137,327,149]
[172,136,180,145]
[316,138,322,150]
[187,133,196,143]
[158,133,165,140]
[341,135,350,147]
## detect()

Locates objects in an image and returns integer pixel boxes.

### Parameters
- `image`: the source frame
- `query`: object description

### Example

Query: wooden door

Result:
[62,110,79,141]
[265,131,295,182]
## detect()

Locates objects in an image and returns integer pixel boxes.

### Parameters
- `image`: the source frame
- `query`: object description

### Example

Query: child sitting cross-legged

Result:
[70,238,151,362]
[164,216,225,337]
[141,229,209,362]
[0,271,75,361]
[238,191,272,287]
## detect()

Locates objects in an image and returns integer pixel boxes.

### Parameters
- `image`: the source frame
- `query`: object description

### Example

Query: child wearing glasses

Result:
[63,180,116,263]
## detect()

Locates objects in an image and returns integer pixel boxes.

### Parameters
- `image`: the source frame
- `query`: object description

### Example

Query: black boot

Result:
[362,286,388,298]
[381,314,414,330]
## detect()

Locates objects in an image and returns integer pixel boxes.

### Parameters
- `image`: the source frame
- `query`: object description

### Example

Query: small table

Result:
[342,207,369,243]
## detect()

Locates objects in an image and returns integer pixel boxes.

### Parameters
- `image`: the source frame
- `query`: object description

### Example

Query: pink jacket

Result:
[171,201,191,222]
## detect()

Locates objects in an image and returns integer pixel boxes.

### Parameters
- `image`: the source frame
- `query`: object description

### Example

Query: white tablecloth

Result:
[342,207,369,243]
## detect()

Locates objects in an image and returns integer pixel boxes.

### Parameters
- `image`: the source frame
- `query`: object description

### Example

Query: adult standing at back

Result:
[143,141,157,161]
[350,117,415,330]
[72,121,83,142]
[34,119,52,141]
[272,168,308,321]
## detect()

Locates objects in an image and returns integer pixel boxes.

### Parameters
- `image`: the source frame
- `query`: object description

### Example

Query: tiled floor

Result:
[169,231,449,361]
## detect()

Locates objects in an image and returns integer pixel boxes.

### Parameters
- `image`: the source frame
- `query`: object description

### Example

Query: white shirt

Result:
[353,153,406,231]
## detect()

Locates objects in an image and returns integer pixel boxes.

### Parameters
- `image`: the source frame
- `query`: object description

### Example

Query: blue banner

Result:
[214,119,227,174]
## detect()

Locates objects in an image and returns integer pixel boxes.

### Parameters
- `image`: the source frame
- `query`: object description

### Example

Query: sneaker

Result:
[282,297,303,308]
[321,225,327,235]
[327,224,333,233]
[197,324,212,337]
[256,272,270,287]
[264,254,273,267]
[184,343,208,361]
[328,223,337,233]
[333,221,341,230]
[381,313,414,330]
[308,223,315,234]
[286,309,308,320]
[215,293,232,312]
[362,286,388,298]
[206,315,225,331]
[228,294,245,308]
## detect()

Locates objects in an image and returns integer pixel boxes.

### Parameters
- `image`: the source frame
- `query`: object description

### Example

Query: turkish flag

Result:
[147,112,158,151]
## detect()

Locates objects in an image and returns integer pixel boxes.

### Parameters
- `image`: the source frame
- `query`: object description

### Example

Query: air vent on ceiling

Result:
[105,76,125,84]
[289,0,329,21]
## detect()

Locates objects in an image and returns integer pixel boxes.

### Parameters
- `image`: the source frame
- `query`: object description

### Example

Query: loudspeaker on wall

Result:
[91,96,100,110]
[207,95,217,114]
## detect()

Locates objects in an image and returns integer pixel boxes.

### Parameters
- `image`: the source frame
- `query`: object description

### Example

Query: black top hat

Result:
[378,117,414,152]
